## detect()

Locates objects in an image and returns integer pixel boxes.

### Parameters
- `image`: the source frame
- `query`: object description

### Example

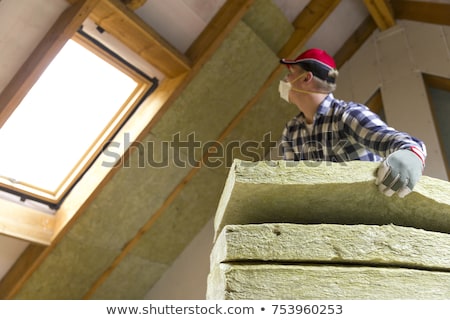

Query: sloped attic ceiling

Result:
[0,0,449,299]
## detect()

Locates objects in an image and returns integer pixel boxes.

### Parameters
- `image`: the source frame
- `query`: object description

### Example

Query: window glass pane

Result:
[0,39,138,192]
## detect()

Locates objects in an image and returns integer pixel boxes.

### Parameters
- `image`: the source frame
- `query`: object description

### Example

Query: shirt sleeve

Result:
[340,103,427,161]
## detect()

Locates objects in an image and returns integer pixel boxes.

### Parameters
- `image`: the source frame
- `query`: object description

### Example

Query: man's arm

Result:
[342,104,427,197]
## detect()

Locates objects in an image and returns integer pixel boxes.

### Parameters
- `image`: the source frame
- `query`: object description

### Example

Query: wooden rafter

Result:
[0,198,54,245]
[391,0,450,26]
[423,74,450,93]
[89,0,191,77]
[0,244,46,299]
[365,89,384,115]
[68,0,148,11]
[119,0,147,11]
[364,0,396,31]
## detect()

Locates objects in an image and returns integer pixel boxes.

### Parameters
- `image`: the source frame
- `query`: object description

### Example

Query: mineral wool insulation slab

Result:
[208,264,450,300]
[214,160,450,239]
[208,223,450,300]
[211,223,450,271]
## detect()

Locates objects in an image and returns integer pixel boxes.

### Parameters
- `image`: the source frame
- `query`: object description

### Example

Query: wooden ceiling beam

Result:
[363,0,396,31]
[365,89,384,115]
[0,198,54,246]
[119,0,147,11]
[68,0,148,10]
[89,0,191,78]
[391,0,450,26]
[0,244,46,299]
[423,74,450,92]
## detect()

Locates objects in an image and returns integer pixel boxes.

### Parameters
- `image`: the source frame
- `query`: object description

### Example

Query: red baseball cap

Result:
[280,48,337,83]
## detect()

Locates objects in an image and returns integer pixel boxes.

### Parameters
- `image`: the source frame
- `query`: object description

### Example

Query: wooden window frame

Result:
[0,0,189,245]
[0,32,157,207]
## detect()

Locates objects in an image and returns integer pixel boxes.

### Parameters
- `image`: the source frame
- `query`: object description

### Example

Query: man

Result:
[278,48,426,198]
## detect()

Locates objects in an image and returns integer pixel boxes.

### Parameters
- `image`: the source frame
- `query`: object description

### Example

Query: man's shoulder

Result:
[331,97,368,110]
[329,98,372,118]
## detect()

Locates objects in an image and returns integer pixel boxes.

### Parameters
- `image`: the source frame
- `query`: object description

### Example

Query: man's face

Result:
[285,64,306,83]
[283,65,308,102]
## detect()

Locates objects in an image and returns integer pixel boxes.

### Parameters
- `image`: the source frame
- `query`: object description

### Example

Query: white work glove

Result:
[375,149,424,198]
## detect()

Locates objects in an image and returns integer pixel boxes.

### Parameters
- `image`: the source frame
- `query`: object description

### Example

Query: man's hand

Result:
[375,149,424,198]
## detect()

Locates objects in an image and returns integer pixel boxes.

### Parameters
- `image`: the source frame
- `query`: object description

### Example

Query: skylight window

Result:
[0,34,157,208]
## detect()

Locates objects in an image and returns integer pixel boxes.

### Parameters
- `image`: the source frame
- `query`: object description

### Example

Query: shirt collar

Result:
[316,93,334,115]
[294,93,334,124]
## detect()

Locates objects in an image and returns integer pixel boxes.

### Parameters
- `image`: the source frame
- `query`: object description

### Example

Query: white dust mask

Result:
[278,72,308,103]
[278,80,291,103]
[279,72,328,103]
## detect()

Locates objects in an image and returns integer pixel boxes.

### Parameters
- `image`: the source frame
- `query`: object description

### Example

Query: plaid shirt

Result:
[281,94,427,162]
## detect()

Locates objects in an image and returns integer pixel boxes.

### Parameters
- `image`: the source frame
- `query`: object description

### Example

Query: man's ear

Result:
[304,72,313,82]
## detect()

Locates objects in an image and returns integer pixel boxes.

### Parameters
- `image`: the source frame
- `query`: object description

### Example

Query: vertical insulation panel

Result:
[349,33,381,103]
[403,21,450,78]
[376,26,414,83]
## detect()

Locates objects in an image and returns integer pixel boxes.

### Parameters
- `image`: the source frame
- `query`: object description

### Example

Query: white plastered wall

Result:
[145,20,450,300]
